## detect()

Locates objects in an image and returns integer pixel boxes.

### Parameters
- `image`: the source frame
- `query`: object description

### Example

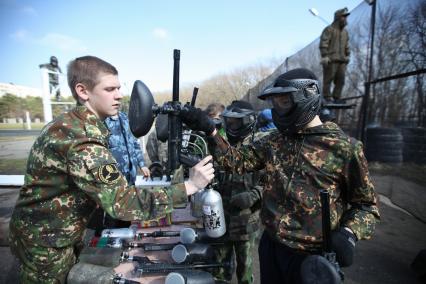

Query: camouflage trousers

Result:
[9,228,77,284]
[213,236,256,284]
[322,62,347,100]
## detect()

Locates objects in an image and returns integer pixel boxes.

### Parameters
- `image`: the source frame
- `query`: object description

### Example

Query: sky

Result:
[0,0,362,94]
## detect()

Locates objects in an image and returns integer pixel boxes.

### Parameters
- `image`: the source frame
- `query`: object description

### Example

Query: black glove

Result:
[230,191,258,210]
[180,105,215,135]
[331,227,357,267]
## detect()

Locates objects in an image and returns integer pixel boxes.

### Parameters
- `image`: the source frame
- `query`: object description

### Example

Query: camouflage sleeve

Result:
[319,26,331,57]
[208,133,266,175]
[68,140,187,221]
[342,140,380,240]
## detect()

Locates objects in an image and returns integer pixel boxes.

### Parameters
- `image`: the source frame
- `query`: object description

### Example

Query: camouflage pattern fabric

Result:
[212,132,264,284]
[104,111,145,185]
[9,106,187,280]
[212,122,380,252]
[214,235,256,284]
[146,129,168,166]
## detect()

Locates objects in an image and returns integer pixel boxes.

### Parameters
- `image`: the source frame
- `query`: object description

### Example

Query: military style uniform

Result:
[320,21,350,101]
[9,106,187,283]
[213,132,265,284]
[213,122,380,252]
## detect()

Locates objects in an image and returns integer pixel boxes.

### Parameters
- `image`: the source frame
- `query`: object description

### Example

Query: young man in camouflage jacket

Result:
[8,55,214,283]
[180,68,380,283]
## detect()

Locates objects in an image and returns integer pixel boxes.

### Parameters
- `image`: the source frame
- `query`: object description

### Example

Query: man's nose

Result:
[115,90,123,99]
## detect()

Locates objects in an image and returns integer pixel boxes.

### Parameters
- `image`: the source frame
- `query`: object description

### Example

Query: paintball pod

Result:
[300,190,343,284]
[129,49,206,179]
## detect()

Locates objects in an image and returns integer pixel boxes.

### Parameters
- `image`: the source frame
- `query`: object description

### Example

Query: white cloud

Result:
[152,28,169,40]
[37,33,87,52]
[10,29,29,41]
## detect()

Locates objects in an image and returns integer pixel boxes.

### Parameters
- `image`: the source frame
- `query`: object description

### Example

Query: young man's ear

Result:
[75,83,89,102]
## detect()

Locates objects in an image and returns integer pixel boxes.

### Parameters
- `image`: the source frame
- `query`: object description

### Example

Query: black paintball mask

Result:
[222,101,256,144]
[258,68,321,135]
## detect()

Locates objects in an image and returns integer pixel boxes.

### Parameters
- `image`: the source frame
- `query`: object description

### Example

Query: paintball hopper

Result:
[171,243,214,264]
[180,227,210,244]
[129,80,156,137]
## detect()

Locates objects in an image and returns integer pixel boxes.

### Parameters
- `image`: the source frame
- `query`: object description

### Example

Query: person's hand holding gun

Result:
[185,155,215,195]
[180,105,216,136]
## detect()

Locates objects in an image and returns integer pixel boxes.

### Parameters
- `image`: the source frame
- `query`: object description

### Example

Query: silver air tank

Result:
[201,187,226,238]
[190,188,205,218]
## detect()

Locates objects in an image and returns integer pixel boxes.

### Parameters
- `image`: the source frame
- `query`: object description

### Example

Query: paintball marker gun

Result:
[300,190,343,284]
[132,256,231,277]
[129,49,205,180]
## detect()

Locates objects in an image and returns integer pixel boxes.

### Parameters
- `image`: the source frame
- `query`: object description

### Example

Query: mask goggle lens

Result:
[224,117,243,131]
[268,93,295,114]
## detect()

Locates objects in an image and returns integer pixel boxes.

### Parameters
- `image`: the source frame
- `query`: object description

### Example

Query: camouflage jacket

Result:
[216,132,265,241]
[320,22,350,63]
[212,122,380,251]
[104,112,145,185]
[9,106,187,248]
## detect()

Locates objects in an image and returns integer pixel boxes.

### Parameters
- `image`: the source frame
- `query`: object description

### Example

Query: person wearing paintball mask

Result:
[179,68,380,284]
[212,101,263,284]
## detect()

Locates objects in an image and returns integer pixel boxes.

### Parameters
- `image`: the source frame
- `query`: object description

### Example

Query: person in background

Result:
[256,108,276,132]
[179,68,380,284]
[212,100,263,284]
[205,103,225,136]
[146,114,169,173]
[320,7,351,103]
[102,111,150,228]
[105,111,150,184]
[9,55,214,283]
[39,56,62,101]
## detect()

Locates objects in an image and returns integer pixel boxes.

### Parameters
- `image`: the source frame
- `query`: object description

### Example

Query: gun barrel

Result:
[191,87,199,106]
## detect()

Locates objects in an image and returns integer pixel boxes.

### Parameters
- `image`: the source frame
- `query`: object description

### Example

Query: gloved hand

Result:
[180,105,216,135]
[230,189,261,210]
[331,227,357,267]
[320,56,331,66]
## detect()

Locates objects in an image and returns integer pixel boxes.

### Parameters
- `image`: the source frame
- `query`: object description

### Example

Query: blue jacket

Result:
[105,112,145,185]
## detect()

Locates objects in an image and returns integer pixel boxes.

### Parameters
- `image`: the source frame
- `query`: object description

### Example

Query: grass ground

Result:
[0,159,27,174]
[0,123,44,130]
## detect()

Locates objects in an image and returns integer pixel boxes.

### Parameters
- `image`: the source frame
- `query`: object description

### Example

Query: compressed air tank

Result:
[201,187,226,238]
